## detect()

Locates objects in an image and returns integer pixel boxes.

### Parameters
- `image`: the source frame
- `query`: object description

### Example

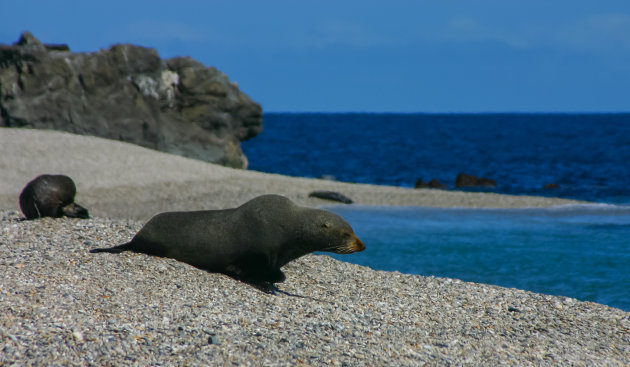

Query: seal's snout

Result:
[352,236,366,252]
[341,234,365,253]
[328,233,365,254]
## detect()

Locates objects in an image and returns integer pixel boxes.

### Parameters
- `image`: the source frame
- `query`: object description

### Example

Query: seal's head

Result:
[302,209,365,254]
[59,202,90,219]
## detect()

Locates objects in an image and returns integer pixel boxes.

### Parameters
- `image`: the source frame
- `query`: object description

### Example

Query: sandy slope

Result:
[0,128,583,220]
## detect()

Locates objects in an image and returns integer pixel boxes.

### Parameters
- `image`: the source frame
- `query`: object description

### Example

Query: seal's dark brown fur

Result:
[19,174,89,220]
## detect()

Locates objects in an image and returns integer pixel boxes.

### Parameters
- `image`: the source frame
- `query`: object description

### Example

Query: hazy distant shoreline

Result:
[0,128,585,220]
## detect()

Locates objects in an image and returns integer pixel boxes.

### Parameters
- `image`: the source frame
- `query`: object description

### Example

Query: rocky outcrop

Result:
[542,183,559,189]
[455,173,497,188]
[0,32,262,168]
[414,178,447,189]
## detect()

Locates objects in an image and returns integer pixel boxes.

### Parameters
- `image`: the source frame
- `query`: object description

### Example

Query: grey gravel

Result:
[1,211,628,366]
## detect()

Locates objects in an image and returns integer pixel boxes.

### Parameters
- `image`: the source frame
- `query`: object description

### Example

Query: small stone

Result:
[72,330,84,343]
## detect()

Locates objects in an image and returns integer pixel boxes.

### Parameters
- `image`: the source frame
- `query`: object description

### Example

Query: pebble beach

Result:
[1,128,629,365]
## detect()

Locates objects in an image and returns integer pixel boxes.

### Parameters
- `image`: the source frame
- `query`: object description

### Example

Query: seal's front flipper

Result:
[251,282,279,295]
[262,268,286,283]
[89,242,134,253]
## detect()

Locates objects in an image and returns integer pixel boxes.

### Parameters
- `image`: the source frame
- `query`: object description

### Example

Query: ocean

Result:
[242,113,630,310]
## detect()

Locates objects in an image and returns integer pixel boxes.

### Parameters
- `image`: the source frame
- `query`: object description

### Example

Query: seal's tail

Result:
[89,242,134,253]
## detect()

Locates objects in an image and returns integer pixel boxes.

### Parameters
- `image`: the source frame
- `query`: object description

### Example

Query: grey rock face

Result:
[0,32,262,168]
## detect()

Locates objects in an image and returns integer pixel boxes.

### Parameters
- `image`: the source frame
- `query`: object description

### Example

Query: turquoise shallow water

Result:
[322,204,630,311]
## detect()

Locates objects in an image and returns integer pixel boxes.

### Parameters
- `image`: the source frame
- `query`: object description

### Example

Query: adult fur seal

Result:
[19,174,90,220]
[91,194,365,283]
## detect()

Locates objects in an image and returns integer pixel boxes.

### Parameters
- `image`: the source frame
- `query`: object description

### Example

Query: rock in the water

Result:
[415,178,447,189]
[0,32,262,168]
[455,173,497,188]
[309,191,354,204]
[543,183,560,189]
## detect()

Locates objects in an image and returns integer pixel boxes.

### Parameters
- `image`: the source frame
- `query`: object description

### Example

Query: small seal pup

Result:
[19,174,90,220]
[91,194,365,283]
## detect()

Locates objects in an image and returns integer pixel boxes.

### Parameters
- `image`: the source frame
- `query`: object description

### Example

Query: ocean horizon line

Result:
[263,111,630,115]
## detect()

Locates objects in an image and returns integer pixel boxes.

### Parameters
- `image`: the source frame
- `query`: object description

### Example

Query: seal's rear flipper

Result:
[89,242,134,253]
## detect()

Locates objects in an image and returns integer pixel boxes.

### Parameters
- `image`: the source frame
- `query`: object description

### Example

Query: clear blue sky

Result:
[2,1,630,113]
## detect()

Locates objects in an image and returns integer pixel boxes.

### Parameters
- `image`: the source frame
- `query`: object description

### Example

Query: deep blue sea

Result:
[242,113,630,310]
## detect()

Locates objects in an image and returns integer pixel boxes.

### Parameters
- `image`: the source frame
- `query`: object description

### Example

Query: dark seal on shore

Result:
[309,191,354,204]
[19,174,90,220]
[91,194,365,283]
